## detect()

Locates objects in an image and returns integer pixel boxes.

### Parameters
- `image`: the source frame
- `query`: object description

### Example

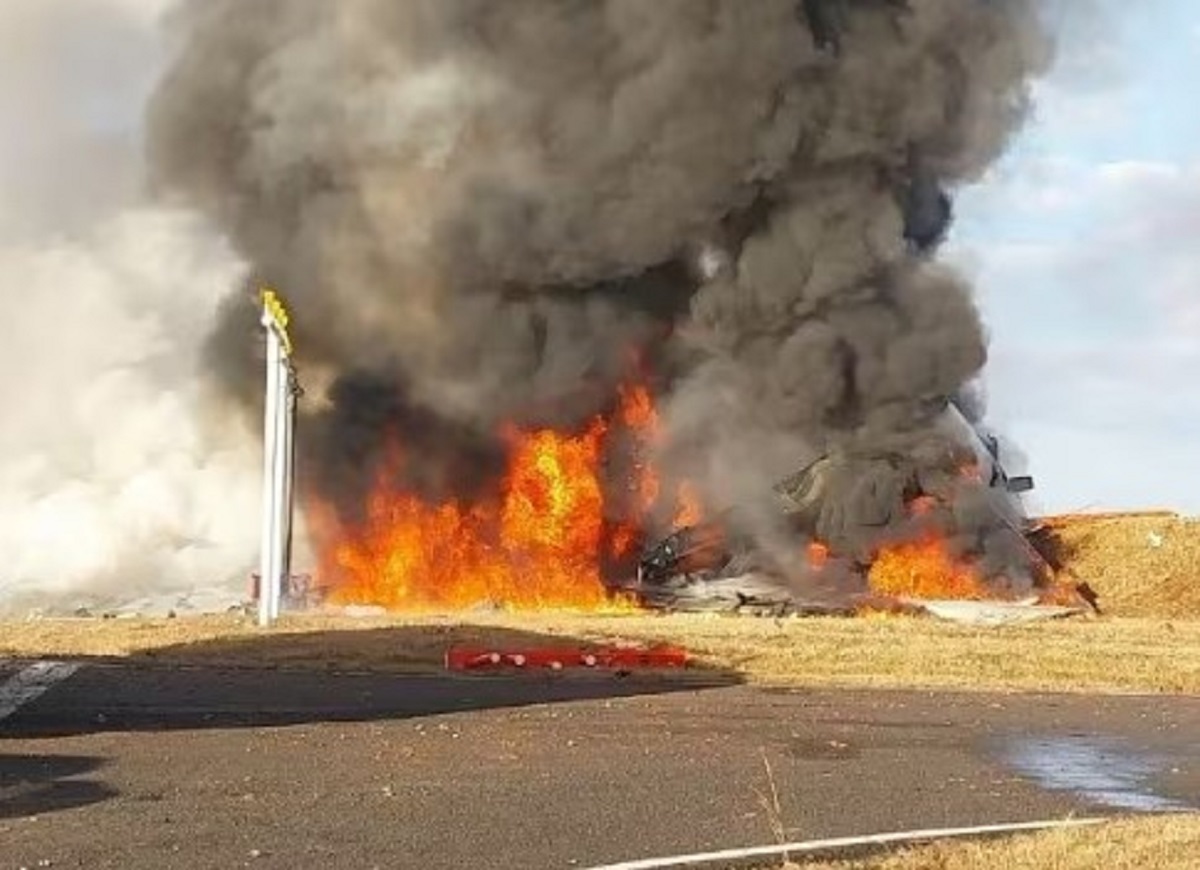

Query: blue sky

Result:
[951,0,1200,514]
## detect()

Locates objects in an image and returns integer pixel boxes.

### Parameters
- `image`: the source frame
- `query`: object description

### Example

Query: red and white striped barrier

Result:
[445,645,689,672]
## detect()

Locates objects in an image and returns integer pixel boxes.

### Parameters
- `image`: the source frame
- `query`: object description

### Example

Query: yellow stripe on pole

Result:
[260,287,294,357]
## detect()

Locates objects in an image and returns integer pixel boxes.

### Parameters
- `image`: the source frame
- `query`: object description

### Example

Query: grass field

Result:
[787,814,1200,869]
[3,610,1199,694]
[1043,512,1200,619]
[2,513,1197,695]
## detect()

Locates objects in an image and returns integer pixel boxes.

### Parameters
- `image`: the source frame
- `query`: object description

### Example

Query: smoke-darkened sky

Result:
[143,0,1052,567]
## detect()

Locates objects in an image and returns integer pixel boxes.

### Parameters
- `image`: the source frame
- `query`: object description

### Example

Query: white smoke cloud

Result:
[0,0,261,613]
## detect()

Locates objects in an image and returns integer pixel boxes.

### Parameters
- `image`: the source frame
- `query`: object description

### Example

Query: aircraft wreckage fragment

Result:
[625,401,1092,621]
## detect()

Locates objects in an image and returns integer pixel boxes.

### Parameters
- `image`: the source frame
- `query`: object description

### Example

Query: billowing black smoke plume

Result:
[147,1,1052,595]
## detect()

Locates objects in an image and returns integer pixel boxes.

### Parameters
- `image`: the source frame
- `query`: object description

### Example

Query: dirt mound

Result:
[1040,512,1200,619]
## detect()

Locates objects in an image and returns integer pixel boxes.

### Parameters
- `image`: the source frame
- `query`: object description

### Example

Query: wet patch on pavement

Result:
[1000,735,1196,813]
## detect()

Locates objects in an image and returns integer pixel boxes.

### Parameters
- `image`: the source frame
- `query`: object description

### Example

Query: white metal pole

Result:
[258,321,283,628]
[278,367,296,613]
[268,355,290,620]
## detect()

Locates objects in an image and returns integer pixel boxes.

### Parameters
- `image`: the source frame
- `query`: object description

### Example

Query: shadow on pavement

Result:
[4,623,743,738]
[0,754,117,819]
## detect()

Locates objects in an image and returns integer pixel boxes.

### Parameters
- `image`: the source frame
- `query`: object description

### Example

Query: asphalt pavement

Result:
[2,658,1198,870]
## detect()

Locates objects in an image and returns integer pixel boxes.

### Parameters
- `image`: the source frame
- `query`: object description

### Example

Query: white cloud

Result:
[1073,161,1200,336]
[1009,420,1200,515]
[959,157,1200,513]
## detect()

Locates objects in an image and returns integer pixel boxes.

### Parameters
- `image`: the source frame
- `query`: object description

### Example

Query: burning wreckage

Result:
[627,401,1090,618]
[615,1,1077,619]
[148,1,1085,622]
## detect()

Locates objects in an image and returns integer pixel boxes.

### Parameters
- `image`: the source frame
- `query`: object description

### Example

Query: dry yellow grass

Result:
[3,610,1200,694]
[786,814,1200,869]
[1044,513,1200,619]
[2,512,1197,693]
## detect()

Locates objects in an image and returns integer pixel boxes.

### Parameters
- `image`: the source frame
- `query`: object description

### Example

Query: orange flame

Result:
[806,541,831,570]
[672,481,704,528]
[907,495,939,518]
[958,460,985,483]
[311,379,1019,611]
[318,420,620,611]
[312,379,698,612]
[619,382,662,522]
[867,534,990,600]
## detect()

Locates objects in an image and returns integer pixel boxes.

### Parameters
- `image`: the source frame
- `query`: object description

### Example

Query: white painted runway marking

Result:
[0,661,81,722]
[582,818,1110,870]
